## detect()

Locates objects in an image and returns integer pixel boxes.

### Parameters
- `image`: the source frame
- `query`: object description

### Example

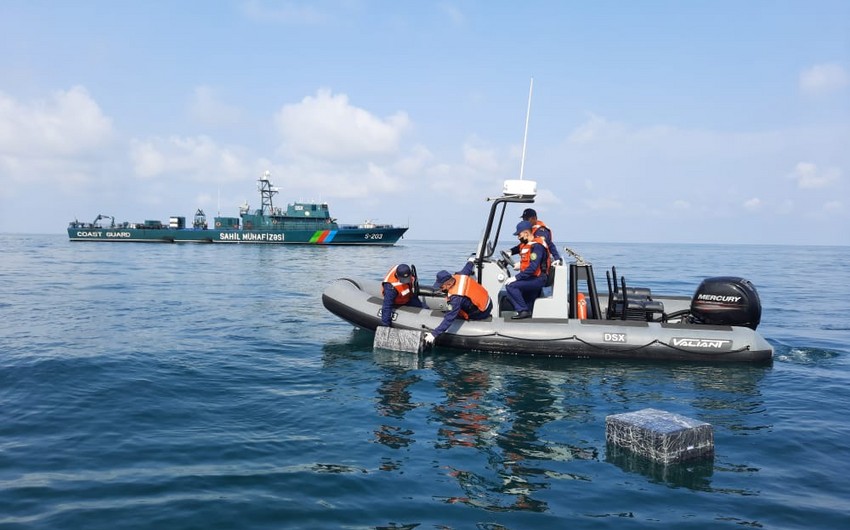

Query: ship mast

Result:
[519,77,533,180]
[258,170,279,215]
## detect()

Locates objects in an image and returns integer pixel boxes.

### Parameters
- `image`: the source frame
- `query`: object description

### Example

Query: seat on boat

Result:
[606,266,665,321]
[531,263,569,318]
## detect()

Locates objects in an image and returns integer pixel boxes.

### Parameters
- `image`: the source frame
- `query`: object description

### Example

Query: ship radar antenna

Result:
[519,76,533,181]
[258,170,278,215]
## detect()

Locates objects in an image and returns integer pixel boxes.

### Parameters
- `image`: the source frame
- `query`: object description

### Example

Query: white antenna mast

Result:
[519,77,534,180]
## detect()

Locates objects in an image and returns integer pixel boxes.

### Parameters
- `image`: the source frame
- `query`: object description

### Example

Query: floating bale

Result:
[605,408,714,464]
[373,326,424,354]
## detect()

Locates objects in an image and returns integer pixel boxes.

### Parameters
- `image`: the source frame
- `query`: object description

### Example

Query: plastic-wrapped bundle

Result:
[605,408,714,464]
[373,326,424,354]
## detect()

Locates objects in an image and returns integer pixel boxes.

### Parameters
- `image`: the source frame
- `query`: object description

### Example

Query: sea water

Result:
[1,235,848,529]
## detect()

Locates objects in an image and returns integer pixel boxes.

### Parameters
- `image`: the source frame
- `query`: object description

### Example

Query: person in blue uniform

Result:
[505,220,550,320]
[423,260,492,346]
[380,263,424,327]
[520,208,562,264]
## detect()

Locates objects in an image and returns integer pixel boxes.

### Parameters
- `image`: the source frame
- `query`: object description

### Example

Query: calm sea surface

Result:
[1,235,849,529]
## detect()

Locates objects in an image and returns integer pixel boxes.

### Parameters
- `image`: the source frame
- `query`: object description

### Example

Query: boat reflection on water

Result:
[321,333,770,511]
[374,368,421,452]
[429,360,596,512]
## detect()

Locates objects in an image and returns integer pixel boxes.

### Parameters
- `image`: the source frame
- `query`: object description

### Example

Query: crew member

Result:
[505,220,550,319]
[424,261,492,346]
[381,263,424,326]
[520,208,562,264]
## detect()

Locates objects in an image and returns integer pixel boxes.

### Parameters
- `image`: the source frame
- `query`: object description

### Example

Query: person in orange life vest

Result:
[519,208,562,264]
[381,263,424,326]
[423,261,492,346]
[504,220,550,320]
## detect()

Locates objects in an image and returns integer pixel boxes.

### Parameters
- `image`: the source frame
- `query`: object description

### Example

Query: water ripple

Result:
[2,236,850,528]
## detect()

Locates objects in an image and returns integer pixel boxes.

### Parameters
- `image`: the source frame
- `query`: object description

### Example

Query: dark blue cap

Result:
[514,220,533,235]
[521,208,537,219]
[395,263,411,283]
[433,270,452,289]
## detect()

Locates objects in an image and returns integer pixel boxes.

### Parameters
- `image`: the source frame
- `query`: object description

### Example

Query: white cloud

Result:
[0,86,112,157]
[823,200,843,213]
[0,86,114,198]
[583,197,622,211]
[534,188,562,208]
[567,113,624,144]
[439,3,465,25]
[394,144,433,175]
[791,161,841,189]
[800,63,849,95]
[275,89,410,160]
[463,140,500,172]
[190,86,242,127]
[129,135,249,182]
[553,114,850,241]
[777,199,795,215]
[263,89,428,201]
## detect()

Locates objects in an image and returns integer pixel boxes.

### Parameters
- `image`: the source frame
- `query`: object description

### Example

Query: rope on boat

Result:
[475,330,754,355]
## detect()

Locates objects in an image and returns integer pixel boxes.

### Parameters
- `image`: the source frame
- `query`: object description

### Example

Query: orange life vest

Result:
[532,219,553,242]
[382,266,415,305]
[447,274,491,319]
[519,236,550,277]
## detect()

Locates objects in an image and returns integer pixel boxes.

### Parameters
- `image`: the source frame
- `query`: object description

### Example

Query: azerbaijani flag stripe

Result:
[310,230,337,243]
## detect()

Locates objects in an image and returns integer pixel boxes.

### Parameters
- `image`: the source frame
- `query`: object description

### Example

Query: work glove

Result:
[504,277,516,285]
[467,255,476,263]
[552,258,563,266]
[512,262,520,271]
[423,332,435,346]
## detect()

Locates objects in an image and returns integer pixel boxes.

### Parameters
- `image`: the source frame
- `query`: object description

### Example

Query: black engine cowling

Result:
[690,277,762,330]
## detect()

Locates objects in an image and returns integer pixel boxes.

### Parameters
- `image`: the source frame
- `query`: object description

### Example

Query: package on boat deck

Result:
[605,408,714,464]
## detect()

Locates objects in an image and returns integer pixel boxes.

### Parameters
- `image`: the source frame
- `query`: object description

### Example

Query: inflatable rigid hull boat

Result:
[322,179,773,363]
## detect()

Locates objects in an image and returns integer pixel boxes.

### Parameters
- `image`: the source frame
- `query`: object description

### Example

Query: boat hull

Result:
[67,226,407,245]
[322,278,774,363]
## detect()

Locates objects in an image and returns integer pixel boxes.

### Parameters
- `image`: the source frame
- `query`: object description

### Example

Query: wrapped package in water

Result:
[605,408,714,464]
[373,326,424,354]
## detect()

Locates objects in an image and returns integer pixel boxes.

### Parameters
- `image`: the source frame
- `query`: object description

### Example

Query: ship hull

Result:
[67,226,407,245]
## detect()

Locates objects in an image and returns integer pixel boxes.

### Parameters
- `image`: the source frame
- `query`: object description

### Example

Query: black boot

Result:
[511,310,531,320]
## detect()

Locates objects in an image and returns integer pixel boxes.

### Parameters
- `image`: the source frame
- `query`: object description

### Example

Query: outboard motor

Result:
[690,277,762,330]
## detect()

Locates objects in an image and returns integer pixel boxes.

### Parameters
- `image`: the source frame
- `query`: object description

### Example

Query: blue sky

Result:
[1,0,848,245]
